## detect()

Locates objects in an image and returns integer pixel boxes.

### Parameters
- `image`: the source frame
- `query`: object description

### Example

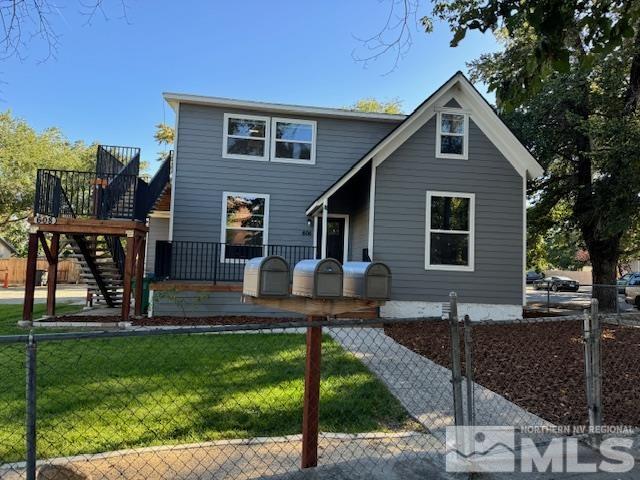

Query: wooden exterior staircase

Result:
[23,146,172,322]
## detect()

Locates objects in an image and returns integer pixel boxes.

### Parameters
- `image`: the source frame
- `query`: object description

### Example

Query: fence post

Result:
[301,315,323,469]
[448,292,464,427]
[584,299,602,445]
[25,334,37,480]
[463,314,475,427]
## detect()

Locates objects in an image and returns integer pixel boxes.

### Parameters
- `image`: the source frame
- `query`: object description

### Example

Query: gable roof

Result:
[0,237,17,255]
[163,93,407,123]
[305,71,544,215]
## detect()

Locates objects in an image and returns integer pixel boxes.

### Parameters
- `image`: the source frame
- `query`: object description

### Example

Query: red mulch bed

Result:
[384,320,640,427]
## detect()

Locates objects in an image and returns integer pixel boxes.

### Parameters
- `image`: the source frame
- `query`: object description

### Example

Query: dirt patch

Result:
[133,316,301,326]
[384,320,640,427]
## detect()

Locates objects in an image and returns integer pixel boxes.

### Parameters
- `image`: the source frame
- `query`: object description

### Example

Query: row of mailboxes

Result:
[243,256,391,300]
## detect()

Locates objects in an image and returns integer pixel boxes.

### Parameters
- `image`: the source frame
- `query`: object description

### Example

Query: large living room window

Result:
[221,192,269,261]
[425,191,474,271]
[436,110,468,159]
[270,118,316,164]
[222,114,270,161]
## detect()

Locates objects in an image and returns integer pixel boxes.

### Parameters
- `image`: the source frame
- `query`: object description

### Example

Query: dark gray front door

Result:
[316,217,346,263]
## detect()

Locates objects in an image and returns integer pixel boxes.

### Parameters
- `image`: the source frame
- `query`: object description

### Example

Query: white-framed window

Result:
[435,109,469,159]
[222,113,270,161]
[220,192,270,262]
[425,191,475,271]
[270,117,316,164]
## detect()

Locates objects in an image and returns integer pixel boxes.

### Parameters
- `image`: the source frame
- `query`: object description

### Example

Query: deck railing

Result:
[154,240,316,283]
[34,169,140,220]
[34,146,169,222]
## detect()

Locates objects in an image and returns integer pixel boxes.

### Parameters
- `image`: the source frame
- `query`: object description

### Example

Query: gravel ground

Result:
[384,320,640,427]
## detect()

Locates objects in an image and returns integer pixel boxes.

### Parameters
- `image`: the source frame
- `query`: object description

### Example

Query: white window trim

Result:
[220,191,270,263]
[222,113,271,162]
[425,191,475,272]
[312,212,349,261]
[435,109,469,160]
[270,117,317,165]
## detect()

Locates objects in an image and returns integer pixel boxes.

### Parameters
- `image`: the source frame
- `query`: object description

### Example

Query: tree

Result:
[347,97,403,114]
[154,123,175,146]
[0,111,96,254]
[0,1,128,62]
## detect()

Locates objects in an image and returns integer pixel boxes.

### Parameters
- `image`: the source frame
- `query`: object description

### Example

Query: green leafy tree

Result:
[347,98,403,114]
[0,111,96,254]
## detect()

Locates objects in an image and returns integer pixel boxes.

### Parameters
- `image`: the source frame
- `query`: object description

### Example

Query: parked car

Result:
[625,274,640,308]
[618,272,639,294]
[533,276,580,292]
[526,271,544,284]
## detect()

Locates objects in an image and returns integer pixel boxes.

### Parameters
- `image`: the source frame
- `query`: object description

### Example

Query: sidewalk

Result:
[0,285,87,305]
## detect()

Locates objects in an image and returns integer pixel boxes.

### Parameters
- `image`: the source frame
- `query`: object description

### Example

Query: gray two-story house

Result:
[147,71,543,320]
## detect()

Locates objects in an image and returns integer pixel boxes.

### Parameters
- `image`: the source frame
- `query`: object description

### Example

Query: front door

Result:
[316,217,346,263]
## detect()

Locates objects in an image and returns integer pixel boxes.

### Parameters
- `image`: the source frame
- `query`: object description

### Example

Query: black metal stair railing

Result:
[154,240,316,283]
[96,145,141,175]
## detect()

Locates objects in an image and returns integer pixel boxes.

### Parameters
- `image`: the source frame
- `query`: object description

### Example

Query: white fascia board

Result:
[455,80,544,179]
[162,93,406,123]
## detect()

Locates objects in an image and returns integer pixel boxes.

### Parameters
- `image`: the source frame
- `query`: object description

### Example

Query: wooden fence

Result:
[0,258,81,286]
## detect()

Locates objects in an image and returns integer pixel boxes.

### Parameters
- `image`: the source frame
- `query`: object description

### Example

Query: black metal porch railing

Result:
[154,240,316,283]
[34,169,140,220]
[34,146,170,222]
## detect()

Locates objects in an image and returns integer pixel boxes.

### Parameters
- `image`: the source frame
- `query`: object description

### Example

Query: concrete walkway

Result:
[0,285,87,304]
[326,327,553,442]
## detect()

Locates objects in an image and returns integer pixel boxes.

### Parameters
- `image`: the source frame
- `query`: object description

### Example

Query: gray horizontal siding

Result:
[152,290,302,318]
[374,115,523,305]
[173,104,397,249]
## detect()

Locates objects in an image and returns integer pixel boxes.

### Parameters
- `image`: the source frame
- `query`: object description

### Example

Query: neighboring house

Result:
[0,237,17,259]
[146,71,543,320]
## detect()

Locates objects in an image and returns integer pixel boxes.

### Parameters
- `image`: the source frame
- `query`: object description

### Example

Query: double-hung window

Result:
[222,114,270,161]
[221,192,269,261]
[436,110,468,159]
[425,191,474,271]
[271,118,316,164]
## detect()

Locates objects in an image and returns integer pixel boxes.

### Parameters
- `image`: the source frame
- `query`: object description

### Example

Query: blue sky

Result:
[4,1,498,174]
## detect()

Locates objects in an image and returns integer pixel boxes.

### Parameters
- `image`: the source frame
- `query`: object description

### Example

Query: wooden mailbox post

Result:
[242,257,390,469]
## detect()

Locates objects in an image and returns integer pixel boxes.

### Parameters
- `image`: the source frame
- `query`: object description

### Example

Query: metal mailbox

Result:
[292,258,343,298]
[242,256,290,297]
[342,262,392,300]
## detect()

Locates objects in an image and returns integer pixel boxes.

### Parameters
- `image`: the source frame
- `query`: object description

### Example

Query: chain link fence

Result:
[2,296,640,479]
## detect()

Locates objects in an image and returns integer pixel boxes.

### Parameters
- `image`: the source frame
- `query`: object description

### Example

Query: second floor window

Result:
[223,114,270,161]
[436,110,468,159]
[271,118,316,164]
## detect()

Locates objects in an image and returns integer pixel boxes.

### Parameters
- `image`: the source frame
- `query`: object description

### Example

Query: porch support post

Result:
[121,231,136,321]
[45,233,60,317]
[301,315,323,469]
[321,200,328,259]
[134,234,146,317]
[21,230,39,327]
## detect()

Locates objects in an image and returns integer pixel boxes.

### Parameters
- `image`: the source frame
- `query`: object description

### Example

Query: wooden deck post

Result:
[46,233,60,317]
[134,234,146,317]
[21,232,39,326]
[301,315,323,469]
[121,231,136,321]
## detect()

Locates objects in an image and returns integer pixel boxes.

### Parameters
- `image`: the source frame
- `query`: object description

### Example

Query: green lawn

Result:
[0,303,84,335]
[0,332,411,463]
